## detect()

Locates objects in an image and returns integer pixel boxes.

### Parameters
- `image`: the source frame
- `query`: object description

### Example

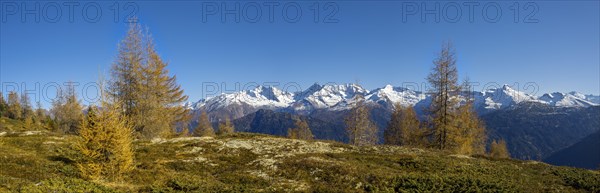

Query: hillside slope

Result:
[1,128,599,192]
[227,104,600,164]
[233,109,348,142]
[544,130,600,170]
[482,103,600,160]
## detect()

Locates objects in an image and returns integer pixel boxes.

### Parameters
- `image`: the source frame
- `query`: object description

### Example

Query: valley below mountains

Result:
[187,83,600,169]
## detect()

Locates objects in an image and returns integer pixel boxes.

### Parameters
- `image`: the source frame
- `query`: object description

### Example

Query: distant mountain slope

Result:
[231,106,392,143]
[544,130,600,170]
[482,103,600,160]
[233,109,348,142]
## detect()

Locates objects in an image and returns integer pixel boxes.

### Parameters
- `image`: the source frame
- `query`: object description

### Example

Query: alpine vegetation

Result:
[1,19,599,192]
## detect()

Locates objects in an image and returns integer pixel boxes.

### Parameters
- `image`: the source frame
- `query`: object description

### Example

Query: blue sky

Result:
[1,1,599,107]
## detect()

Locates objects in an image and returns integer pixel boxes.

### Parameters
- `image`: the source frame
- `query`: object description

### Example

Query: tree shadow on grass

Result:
[48,155,75,164]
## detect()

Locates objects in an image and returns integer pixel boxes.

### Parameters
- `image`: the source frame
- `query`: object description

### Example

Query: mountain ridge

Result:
[188,83,599,120]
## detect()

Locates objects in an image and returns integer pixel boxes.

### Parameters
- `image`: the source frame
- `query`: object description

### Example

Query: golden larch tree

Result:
[109,21,189,139]
[109,21,144,119]
[384,104,423,147]
[0,92,8,118]
[7,92,22,120]
[194,111,215,137]
[19,93,33,122]
[217,117,235,135]
[287,118,313,140]
[345,95,378,146]
[51,82,83,134]
[74,101,134,181]
[426,42,461,150]
[450,79,487,155]
[490,139,510,159]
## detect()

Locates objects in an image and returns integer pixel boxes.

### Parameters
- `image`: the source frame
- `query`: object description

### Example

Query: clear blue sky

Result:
[1,1,599,107]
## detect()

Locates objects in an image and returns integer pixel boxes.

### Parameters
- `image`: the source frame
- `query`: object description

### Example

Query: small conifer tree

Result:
[345,95,378,146]
[451,91,487,155]
[217,117,235,135]
[490,139,510,159]
[0,92,7,117]
[384,104,422,146]
[194,111,214,137]
[51,82,83,134]
[287,118,313,140]
[7,92,22,120]
[74,82,134,181]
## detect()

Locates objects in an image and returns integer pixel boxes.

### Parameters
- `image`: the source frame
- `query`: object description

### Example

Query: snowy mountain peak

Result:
[568,91,586,99]
[190,85,294,112]
[478,85,539,110]
[246,85,291,102]
[294,83,370,110]
[294,83,323,100]
[190,83,599,118]
[308,83,323,90]
[584,94,600,104]
[538,91,598,107]
[321,83,367,93]
[382,84,394,91]
[367,85,424,107]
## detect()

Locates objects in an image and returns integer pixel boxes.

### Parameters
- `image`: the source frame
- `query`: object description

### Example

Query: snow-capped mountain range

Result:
[187,83,599,118]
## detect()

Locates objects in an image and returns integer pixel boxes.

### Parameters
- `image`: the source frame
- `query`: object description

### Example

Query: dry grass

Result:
[1,123,599,192]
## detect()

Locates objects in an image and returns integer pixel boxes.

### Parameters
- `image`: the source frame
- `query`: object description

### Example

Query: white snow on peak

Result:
[247,86,295,104]
[568,91,586,99]
[584,94,600,104]
[538,92,598,107]
[190,83,599,113]
[296,83,369,110]
[192,85,294,111]
[476,84,542,110]
[366,84,426,107]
